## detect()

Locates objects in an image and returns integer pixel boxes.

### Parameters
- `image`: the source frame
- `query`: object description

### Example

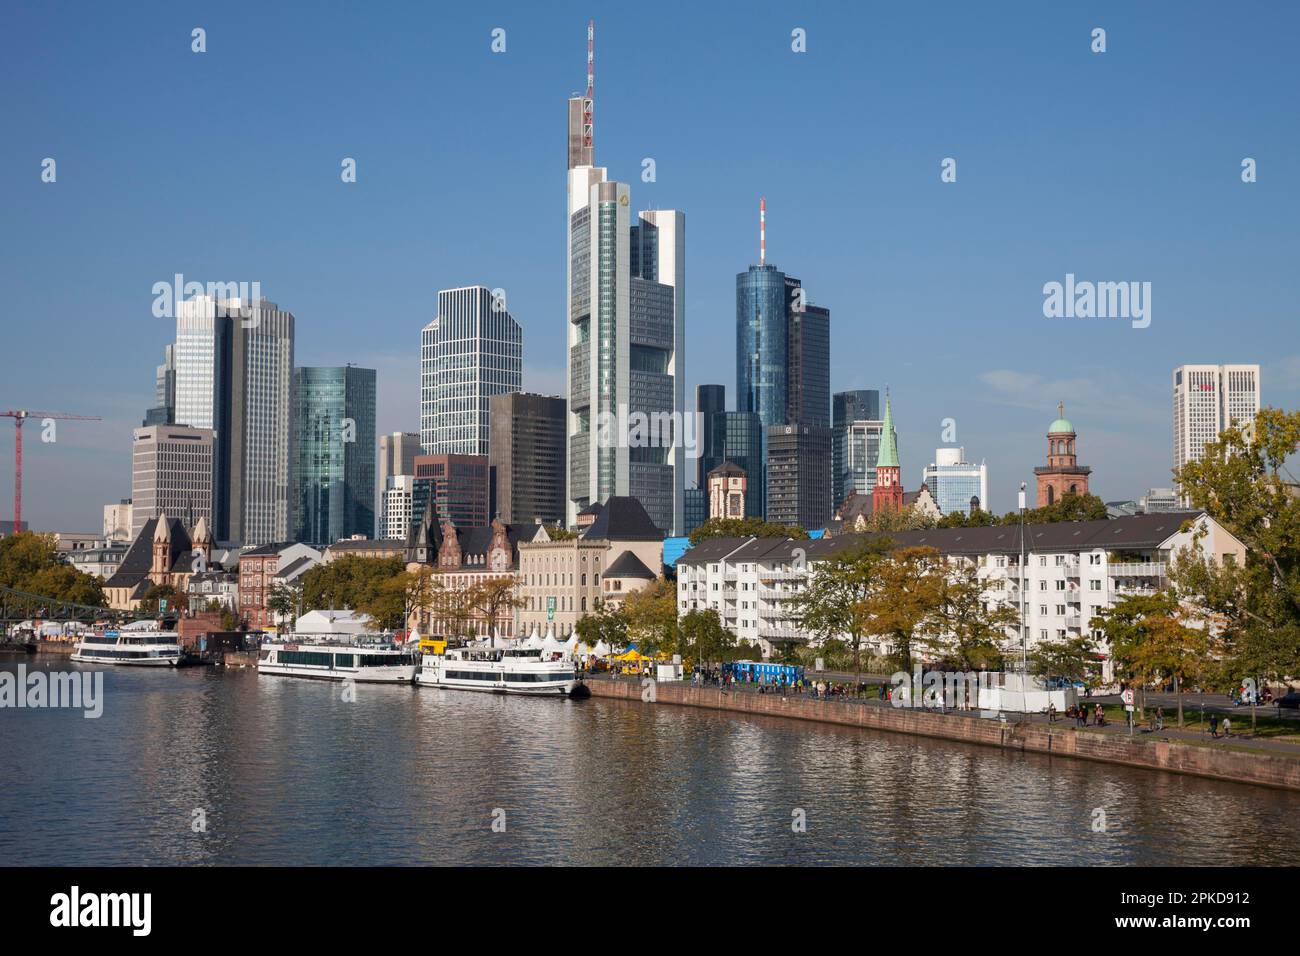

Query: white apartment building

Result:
[1173,364,1260,502]
[382,474,414,540]
[676,512,1245,676]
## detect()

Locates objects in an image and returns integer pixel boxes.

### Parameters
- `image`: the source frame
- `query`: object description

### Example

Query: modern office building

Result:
[684,486,707,535]
[736,263,790,433]
[696,384,726,489]
[564,53,685,535]
[1172,364,1261,502]
[1142,487,1180,513]
[721,410,765,519]
[174,296,234,537]
[843,418,886,500]
[291,366,377,546]
[787,301,830,428]
[833,389,880,507]
[143,344,177,426]
[377,431,420,536]
[422,286,523,456]
[489,392,566,526]
[411,453,490,532]
[382,474,414,540]
[130,424,214,539]
[765,423,833,530]
[922,447,989,516]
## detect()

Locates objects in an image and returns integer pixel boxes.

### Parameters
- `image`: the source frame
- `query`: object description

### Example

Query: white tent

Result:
[592,640,611,657]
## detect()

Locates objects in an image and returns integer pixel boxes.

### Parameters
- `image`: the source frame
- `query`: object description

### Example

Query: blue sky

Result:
[2,0,1297,530]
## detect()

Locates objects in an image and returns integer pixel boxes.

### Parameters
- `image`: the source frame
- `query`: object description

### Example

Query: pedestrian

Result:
[1223,716,1231,739]
[1095,703,1104,727]
[1209,713,1220,738]
[1048,701,1056,723]
[1155,706,1164,732]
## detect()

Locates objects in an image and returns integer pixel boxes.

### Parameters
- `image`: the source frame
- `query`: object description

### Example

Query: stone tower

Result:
[1034,402,1092,507]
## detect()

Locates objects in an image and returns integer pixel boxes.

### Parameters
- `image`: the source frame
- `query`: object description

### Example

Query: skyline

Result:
[4,1,1298,531]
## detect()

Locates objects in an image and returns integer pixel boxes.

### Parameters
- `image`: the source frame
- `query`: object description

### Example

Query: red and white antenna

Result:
[760,197,766,265]
[584,19,594,153]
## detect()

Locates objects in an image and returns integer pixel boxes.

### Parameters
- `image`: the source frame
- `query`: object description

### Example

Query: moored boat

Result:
[257,637,417,683]
[72,624,181,666]
[416,638,577,696]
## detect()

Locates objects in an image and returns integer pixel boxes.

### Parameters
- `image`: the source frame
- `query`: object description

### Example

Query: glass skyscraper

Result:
[833,389,880,507]
[721,411,765,519]
[422,286,522,457]
[736,264,789,431]
[696,384,726,489]
[292,366,377,546]
[922,447,988,516]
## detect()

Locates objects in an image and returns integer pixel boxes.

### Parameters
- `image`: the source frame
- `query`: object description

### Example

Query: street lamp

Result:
[1019,481,1028,710]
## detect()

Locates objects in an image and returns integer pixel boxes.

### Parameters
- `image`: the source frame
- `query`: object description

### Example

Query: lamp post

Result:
[1019,481,1028,711]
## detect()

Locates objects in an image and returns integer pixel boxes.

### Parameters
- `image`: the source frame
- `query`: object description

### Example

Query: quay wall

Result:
[586,678,1300,792]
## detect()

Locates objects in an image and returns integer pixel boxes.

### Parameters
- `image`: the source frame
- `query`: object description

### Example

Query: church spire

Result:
[877,394,899,469]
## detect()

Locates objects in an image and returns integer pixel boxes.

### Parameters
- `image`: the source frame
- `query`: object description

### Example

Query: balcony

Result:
[757,625,808,642]
[1108,562,1168,577]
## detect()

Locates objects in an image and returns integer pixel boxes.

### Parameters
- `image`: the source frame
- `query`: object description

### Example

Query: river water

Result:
[2,656,1297,865]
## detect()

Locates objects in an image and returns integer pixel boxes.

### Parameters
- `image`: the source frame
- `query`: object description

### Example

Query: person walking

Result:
[1209,713,1220,738]
[1222,716,1231,739]
[1155,706,1164,732]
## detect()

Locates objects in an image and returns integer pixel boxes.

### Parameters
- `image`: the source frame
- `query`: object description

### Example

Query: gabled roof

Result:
[241,541,298,557]
[604,550,656,580]
[103,516,194,590]
[581,496,663,541]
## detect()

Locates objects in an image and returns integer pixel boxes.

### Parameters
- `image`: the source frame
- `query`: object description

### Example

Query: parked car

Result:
[1275,691,1300,710]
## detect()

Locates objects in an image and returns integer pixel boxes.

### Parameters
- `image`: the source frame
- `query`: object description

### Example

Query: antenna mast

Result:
[760,197,766,265]
[584,19,594,155]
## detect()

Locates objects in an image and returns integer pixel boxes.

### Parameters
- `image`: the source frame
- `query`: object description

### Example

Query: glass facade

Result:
[736,264,788,432]
[721,411,765,519]
[833,390,880,507]
[292,366,377,546]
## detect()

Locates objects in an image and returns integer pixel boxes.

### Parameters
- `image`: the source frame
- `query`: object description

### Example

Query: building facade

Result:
[833,389,880,509]
[104,499,134,543]
[382,474,414,540]
[696,384,726,489]
[708,461,748,520]
[489,391,566,525]
[292,366,377,546]
[766,424,833,529]
[922,447,989,515]
[411,454,490,532]
[130,424,215,539]
[377,431,420,535]
[1172,364,1261,502]
[237,542,322,630]
[423,285,523,456]
[870,396,904,516]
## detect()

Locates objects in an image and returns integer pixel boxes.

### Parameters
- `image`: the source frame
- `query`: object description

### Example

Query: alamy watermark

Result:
[1,665,103,718]
[596,404,702,459]
[1042,273,1150,329]
[151,273,263,323]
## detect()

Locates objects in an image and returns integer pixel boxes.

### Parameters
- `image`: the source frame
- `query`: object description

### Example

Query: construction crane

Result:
[1,410,102,532]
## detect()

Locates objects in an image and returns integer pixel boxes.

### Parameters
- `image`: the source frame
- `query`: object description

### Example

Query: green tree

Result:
[928,562,1017,670]
[1091,592,1180,713]
[790,538,891,683]
[863,545,946,675]
[465,576,524,645]
[1000,492,1109,525]
[575,598,629,650]
[689,517,807,546]
[139,583,186,617]
[1028,633,1101,691]
[678,608,736,669]
[622,578,678,657]
[267,581,302,631]
[0,532,106,607]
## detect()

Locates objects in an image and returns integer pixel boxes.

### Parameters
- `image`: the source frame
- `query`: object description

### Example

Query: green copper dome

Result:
[1048,402,1074,434]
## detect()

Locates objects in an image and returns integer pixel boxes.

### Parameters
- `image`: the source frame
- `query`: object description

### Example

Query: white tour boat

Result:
[258,638,417,683]
[416,639,578,696]
[72,625,182,666]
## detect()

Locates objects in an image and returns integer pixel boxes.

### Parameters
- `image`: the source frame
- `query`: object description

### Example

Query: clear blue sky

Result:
[2,0,1297,530]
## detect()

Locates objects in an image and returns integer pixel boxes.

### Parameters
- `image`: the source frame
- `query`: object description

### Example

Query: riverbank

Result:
[587,677,1300,792]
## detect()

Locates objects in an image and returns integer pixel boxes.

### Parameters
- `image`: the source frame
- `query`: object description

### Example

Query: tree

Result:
[465,576,524,645]
[267,581,302,631]
[862,545,945,675]
[936,508,999,529]
[545,525,579,541]
[678,608,736,669]
[1127,606,1212,727]
[622,578,678,657]
[575,598,628,649]
[689,517,807,546]
[1091,592,1180,713]
[139,583,187,617]
[999,492,1109,525]
[301,555,404,614]
[1028,633,1101,691]
[928,562,1017,671]
[861,505,933,533]
[0,531,106,607]
[790,538,891,683]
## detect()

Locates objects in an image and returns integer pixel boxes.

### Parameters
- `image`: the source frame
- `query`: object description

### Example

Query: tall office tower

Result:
[489,392,566,525]
[411,454,490,531]
[721,410,765,519]
[845,418,886,499]
[228,298,296,546]
[1173,364,1261,500]
[144,344,177,426]
[377,431,420,534]
[766,424,833,530]
[786,300,830,428]
[683,486,707,534]
[833,389,880,507]
[382,475,414,540]
[922,447,989,515]
[424,286,523,456]
[174,296,233,537]
[565,25,685,534]
[291,366,377,546]
[130,424,214,539]
[420,320,437,453]
[696,384,726,489]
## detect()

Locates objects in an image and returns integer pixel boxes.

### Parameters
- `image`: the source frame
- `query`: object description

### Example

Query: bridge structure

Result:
[0,584,144,638]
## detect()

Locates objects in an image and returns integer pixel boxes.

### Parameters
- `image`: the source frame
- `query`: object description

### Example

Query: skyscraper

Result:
[377,431,420,536]
[922,447,989,515]
[410,454,490,531]
[721,410,765,519]
[833,389,880,507]
[1173,364,1261,501]
[766,424,833,529]
[696,384,726,488]
[144,344,177,426]
[565,25,685,535]
[174,296,233,537]
[291,366,377,546]
[786,301,830,428]
[489,391,566,525]
[422,286,522,456]
[130,424,214,539]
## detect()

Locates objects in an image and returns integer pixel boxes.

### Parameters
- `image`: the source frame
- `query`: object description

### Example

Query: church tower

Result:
[1033,403,1092,507]
[872,395,905,514]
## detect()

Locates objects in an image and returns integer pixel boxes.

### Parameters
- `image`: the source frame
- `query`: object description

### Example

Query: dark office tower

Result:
[489,392,566,525]
[765,424,833,530]
[833,389,881,508]
[786,297,830,428]
[721,411,765,519]
[291,366,377,546]
[410,454,490,532]
[696,384,726,488]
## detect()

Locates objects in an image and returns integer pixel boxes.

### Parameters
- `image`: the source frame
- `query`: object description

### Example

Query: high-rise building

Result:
[565,33,685,535]
[683,486,707,535]
[489,392,566,526]
[845,418,886,500]
[766,424,832,529]
[377,431,420,535]
[696,384,726,489]
[411,454,490,532]
[422,286,523,456]
[382,474,414,540]
[291,366,377,546]
[833,389,880,506]
[786,301,830,428]
[1173,364,1261,501]
[130,424,214,539]
[922,447,989,515]
[721,411,765,519]
[174,296,233,537]
[144,344,177,426]
[228,298,295,546]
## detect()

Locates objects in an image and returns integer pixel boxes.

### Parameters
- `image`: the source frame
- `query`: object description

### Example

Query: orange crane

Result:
[2,410,102,531]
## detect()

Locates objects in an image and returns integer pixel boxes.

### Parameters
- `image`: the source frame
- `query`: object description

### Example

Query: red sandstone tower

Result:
[1033,403,1091,507]
[871,395,905,514]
